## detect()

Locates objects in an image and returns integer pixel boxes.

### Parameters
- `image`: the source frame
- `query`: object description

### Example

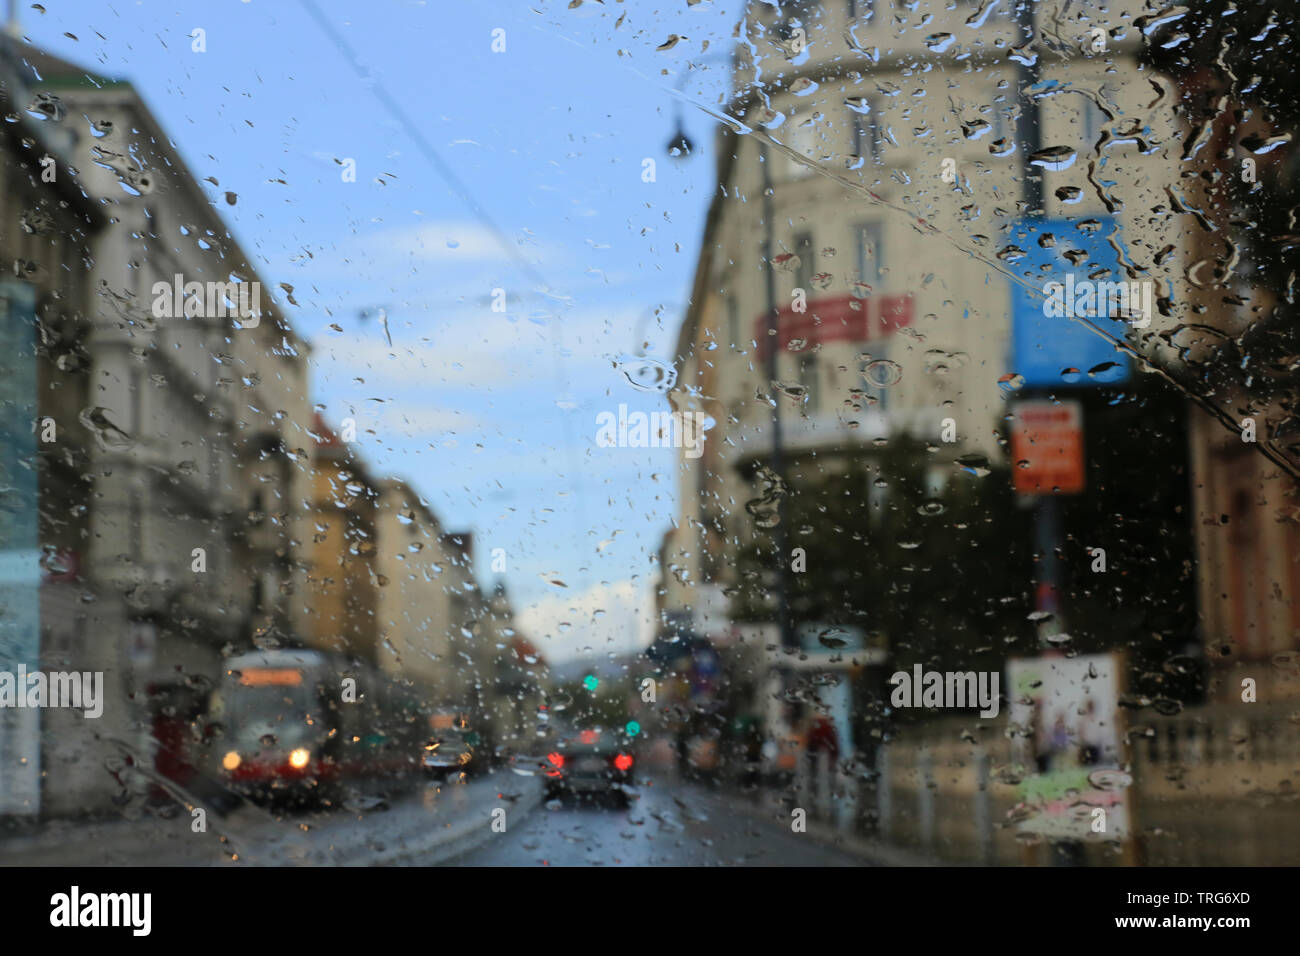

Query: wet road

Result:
[2,772,871,867]
[446,776,868,866]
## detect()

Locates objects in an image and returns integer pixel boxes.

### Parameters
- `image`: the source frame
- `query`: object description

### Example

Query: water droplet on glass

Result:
[1028,146,1077,171]
[862,360,902,387]
[1088,769,1133,791]
[925,33,955,53]
[618,355,677,393]
[955,453,990,477]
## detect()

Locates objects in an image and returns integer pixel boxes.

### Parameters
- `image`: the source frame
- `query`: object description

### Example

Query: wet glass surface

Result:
[0,0,1298,870]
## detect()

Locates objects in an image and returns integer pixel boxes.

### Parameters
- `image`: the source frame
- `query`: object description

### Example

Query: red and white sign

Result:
[755,294,913,358]
[1011,399,1085,495]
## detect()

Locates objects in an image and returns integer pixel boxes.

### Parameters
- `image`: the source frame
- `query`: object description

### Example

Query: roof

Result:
[1,37,308,352]
[0,37,106,229]
[377,475,444,534]
[1,34,121,89]
[311,411,343,449]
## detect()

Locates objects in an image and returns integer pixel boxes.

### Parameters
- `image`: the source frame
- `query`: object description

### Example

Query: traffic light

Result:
[582,674,599,692]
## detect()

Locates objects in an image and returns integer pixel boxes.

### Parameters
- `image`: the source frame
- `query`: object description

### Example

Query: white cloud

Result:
[311,336,515,389]
[309,299,668,393]
[516,578,656,666]
[369,403,484,437]
[361,220,526,263]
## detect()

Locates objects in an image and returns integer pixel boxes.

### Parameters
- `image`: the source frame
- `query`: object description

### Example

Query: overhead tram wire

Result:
[297,0,588,556]
[298,0,547,292]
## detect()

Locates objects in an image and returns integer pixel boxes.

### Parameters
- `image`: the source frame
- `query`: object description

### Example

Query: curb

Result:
[692,783,948,867]
[370,776,545,866]
[0,775,546,867]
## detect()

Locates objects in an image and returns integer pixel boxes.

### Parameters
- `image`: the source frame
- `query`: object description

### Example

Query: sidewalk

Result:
[0,771,544,866]
[680,774,948,867]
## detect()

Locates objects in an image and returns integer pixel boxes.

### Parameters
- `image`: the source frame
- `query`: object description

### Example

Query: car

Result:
[543,725,636,807]
[422,712,478,780]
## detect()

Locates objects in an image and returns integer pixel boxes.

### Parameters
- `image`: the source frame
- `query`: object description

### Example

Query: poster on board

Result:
[1006,653,1130,842]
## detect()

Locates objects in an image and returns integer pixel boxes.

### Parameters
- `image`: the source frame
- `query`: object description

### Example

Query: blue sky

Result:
[19,0,746,662]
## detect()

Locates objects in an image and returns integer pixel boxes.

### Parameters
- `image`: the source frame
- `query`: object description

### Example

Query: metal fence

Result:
[783,700,1300,865]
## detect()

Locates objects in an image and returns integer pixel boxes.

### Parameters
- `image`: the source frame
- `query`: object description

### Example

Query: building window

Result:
[860,346,891,413]
[989,100,1008,148]
[799,355,819,414]
[1081,96,1106,149]
[793,232,814,298]
[857,223,883,292]
[784,112,821,180]
[785,0,821,19]
[852,102,880,166]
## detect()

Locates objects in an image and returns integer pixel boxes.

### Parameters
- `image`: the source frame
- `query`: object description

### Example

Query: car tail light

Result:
[546,752,565,769]
[613,753,633,772]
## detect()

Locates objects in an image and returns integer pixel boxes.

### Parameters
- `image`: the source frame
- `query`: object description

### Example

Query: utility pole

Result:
[759,141,796,654]
[1016,0,1083,867]
[1014,0,1063,648]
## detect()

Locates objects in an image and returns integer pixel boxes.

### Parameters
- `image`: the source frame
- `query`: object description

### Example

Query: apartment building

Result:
[374,477,464,701]
[661,0,1185,731]
[2,38,314,813]
[0,41,110,817]
[1166,51,1300,702]
[307,424,514,745]
[304,415,383,661]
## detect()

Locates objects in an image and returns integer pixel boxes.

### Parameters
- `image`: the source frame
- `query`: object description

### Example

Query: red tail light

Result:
[546,752,565,769]
[613,753,633,772]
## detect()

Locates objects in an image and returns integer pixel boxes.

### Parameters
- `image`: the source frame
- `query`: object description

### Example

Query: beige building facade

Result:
[4,38,314,814]
[663,0,1184,654]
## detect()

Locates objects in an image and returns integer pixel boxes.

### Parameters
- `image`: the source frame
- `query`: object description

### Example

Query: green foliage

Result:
[730,384,1201,706]
[731,434,1035,674]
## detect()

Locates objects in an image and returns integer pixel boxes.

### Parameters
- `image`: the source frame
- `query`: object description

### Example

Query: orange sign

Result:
[238,668,303,687]
[1011,399,1084,495]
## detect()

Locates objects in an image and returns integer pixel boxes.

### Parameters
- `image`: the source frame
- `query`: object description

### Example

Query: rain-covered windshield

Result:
[0,1,1294,910]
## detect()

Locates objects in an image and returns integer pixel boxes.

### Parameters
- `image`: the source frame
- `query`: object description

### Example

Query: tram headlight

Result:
[288,747,311,770]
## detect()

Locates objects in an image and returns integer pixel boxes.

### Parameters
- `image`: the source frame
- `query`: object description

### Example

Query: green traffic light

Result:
[625,720,641,737]
[582,674,599,691]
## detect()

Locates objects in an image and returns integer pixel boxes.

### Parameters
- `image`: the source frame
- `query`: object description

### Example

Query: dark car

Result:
[544,725,636,806]
[422,713,479,780]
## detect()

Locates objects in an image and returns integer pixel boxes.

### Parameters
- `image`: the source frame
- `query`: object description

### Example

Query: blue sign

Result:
[0,281,42,815]
[1006,217,1141,388]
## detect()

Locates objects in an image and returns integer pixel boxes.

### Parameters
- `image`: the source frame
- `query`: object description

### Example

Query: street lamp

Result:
[666,122,693,159]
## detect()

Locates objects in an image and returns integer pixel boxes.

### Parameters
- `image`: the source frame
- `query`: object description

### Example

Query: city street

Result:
[447,779,867,867]
[0,773,867,868]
